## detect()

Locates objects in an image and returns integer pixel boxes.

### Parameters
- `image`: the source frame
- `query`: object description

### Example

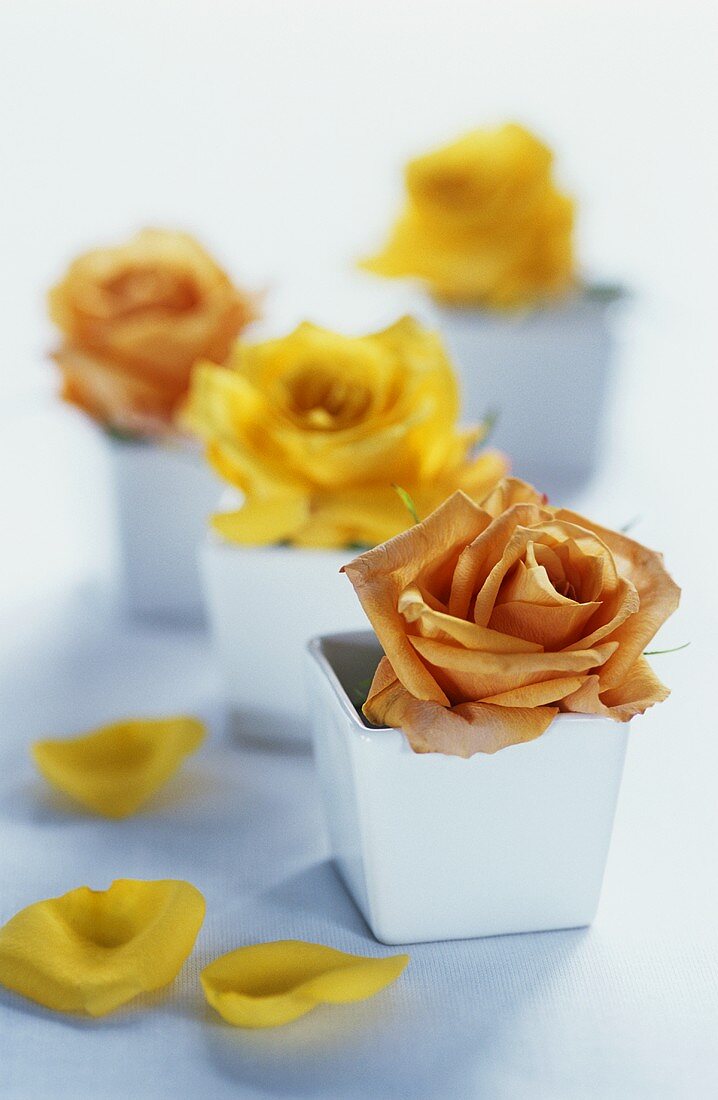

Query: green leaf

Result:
[392,484,420,525]
[479,408,499,446]
[643,642,691,656]
[351,676,374,707]
[104,425,146,444]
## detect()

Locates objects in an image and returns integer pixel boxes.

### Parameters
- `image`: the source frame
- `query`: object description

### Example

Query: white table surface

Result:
[1,2,717,1097]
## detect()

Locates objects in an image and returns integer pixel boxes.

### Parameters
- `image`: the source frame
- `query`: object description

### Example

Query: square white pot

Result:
[201,535,369,745]
[434,292,623,497]
[306,631,629,945]
[108,437,221,623]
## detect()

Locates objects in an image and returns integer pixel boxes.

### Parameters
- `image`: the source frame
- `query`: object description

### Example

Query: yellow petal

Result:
[0,879,205,1016]
[32,716,205,818]
[201,941,409,1028]
[211,495,309,546]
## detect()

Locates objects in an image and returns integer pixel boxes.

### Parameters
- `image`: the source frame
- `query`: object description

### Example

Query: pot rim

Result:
[308,630,614,750]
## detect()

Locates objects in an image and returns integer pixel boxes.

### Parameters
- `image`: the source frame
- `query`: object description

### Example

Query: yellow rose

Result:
[49,228,257,436]
[343,479,680,757]
[184,317,507,548]
[363,123,576,308]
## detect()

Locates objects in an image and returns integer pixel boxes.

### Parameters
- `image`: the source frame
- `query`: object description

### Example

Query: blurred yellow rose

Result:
[49,228,257,436]
[184,317,507,548]
[363,124,576,308]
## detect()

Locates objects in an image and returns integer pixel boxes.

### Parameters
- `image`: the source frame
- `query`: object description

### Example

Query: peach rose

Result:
[343,479,680,757]
[49,228,257,436]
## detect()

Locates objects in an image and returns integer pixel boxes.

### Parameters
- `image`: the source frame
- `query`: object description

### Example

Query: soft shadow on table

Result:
[202,859,590,1099]
[0,979,181,1032]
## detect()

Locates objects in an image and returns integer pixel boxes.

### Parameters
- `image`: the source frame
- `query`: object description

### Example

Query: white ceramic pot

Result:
[306,631,629,945]
[201,537,369,745]
[108,436,221,623]
[433,291,623,498]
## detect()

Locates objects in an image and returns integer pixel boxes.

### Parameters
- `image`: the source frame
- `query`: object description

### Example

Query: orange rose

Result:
[343,479,680,757]
[49,228,257,436]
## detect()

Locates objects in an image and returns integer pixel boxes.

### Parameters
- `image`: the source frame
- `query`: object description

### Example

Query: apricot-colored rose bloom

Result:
[49,229,257,436]
[184,316,506,548]
[343,479,680,757]
[363,123,575,308]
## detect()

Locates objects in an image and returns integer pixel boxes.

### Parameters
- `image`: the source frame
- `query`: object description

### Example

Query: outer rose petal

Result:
[363,668,557,757]
[343,492,490,705]
[32,716,205,818]
[555,509,681,690]
[211,495,310,546]
[0,879,205,1016]
[561,657,670,721]
[480,477,548,517]
[201,941,408,1028]
[55,346,178,437]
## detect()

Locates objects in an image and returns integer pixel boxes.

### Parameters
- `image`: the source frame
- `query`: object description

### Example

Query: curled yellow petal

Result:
[32,716,205,818]
[201,940,409,1028]
[0,879,205,1016]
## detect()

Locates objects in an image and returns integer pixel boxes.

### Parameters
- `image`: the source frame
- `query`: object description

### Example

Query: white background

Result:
[1,2,717,1097]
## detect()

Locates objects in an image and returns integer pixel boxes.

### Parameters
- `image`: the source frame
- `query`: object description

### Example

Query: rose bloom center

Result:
[284,367,374,431]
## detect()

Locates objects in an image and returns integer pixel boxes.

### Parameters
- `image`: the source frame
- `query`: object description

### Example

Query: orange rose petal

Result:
[556,510,681,690]
[398,586,543,653]
[565,576,639,652]
[488,599,601,650]
[343,493,489,705]
[480,477,548,517]
[364,672,557,757]
[562,657,670,721]
[481,675,588,707]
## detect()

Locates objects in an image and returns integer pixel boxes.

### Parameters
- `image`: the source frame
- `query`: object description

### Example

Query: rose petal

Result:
[480,477,549,516]
[0,879,205,1016]
[212,496,309,546]
[364,671,557,757]
[408,635,617,703]
[564,576,639,652]
[488,599,602,649]
[32,716,205,819]
[561,657,670,720]
[555,510,681,689]
[480,675,588,707]
[398,586,543,653]
[200,941,409,1028]
[343,492,489,705]
[448,505,550,620]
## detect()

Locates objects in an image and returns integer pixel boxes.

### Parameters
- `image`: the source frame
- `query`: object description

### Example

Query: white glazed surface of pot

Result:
[109,437,221,623]
[307,630,629,945]
[202,535,369,744]
[434,294,620,499]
